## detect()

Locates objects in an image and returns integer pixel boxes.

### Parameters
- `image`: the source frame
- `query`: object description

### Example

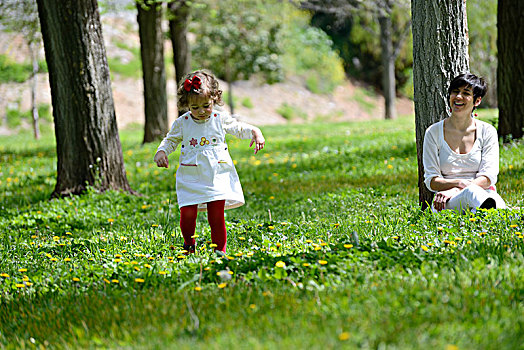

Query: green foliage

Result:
[241,97,254,109]
[107,41,142,79]
[0,117,523,348]
[467,0,498,107]
[0,55,33,83]
[191,0,282,84]
[276,102,306,121]
[280,20,346,94]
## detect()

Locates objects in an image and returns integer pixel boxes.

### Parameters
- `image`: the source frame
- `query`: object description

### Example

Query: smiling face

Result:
[188,95,213,121]
[449,85,482,115]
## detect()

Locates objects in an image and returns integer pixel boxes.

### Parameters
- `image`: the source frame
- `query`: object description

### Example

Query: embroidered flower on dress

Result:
[200,137,210,146]
[189,138,198,147]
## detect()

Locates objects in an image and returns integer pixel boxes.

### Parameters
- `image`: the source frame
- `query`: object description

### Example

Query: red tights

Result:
[179,200,227,252]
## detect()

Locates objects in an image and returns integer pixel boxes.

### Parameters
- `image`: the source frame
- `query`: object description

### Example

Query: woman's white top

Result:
[423,119,499,192]
[157,109,257,211]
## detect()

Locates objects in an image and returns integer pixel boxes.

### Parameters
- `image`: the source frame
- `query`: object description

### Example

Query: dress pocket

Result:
[179,163,200,183]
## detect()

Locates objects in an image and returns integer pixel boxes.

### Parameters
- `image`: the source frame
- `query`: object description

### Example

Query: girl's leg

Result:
[180,204,198,249]
[207,200,227,253]
[446,184,493,212]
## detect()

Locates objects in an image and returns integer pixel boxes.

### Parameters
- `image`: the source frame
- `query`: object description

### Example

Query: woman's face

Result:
[188,95,214,120]
[449,85,481,114]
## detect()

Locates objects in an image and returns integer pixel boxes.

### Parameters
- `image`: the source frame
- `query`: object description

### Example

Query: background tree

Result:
[36,0,132,197]
[0,0,42,139]
[136,0,168,143]
[411,0,469,209]
[192,0,282,114]
[497,0,524,141]
[168,0,191,86]
[300,0,412,120]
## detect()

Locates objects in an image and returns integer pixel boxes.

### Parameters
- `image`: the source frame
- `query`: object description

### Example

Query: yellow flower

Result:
[314,246,321,251]
[320,242,328,246]
[194,286,202,291]
[469,218,477,222]
[72,277,80,282]
[108,218,114,223]
[151,224,159,227]
[16,284,26,288]
[64,258,72,262]
[204,267,211,271]
[445,345,459,350]
[333,223,340,228]
[343,244,353,249]
[509,224,518,228]
[104,278,111,284]
[0,273,9,278]
[209,243,218,248]
[437,227,444,231]
[115,254,123,258]
[338,332,350,341]
[191,234,199,238]
[65,232,72,236]
[235,252,243,257]
[135,278,145,283]
[305,239,313,243]
[218,283,227,289]
[318,260,328,265]
[18,268,27,272]
[268,226,275,230]
[302,263,310,267]
[22,276,29,281]
[53,236,60,241]
[275,261,286,268]
[114,259,122,263]
[249,304,256,309]
[387,164,393,169]
[421,245,429,252]
[144,264,152,269]
[159,271,167,275]
[111,279,119,284]
[238,237,246,241]
[134,266,140,271]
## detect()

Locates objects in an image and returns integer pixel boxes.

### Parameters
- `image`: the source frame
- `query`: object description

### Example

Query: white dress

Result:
[157,110,258,211]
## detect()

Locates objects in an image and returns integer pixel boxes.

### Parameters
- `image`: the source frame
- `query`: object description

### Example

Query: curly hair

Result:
[448,73,488,109]
[177,69,224,111]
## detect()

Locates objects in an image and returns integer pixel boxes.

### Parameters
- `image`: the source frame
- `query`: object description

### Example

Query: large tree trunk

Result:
[137,1,168,144]
[497,0,524,141]
[168,0,191,85]
[411,0,469,209]
[36,0,132,197]
[378,12,396,120]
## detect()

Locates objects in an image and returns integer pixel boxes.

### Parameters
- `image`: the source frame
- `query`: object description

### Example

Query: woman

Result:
[423,73,506,212]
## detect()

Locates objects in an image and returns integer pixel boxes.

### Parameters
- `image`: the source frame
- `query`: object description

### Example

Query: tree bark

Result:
[36,0,132,197]
[168,0,191,85]
[137,1,168,144]
[497,0,524,141]
[411,0,469,209]
[378,12,396,120]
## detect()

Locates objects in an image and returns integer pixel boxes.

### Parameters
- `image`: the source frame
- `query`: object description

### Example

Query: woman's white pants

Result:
[437,184,507,213]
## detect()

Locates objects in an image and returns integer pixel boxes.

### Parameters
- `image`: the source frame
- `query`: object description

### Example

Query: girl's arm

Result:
[221,113,265,154]
[155,118,183,168]
[475,123,499,188]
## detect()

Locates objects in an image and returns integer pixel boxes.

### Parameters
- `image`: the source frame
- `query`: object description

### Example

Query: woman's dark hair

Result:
[447,73,488,103]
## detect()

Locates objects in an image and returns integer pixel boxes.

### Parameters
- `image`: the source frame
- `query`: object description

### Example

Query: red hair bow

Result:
[184,76,202,92]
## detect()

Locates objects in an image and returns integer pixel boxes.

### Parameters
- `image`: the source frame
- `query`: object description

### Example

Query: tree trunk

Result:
[411,0,469,209]
[168,0,191,85]
[29,40,40,140]
[36,0,132,197]
[137,1,168,144]
[497,0,524,141]
[378,13,396,120]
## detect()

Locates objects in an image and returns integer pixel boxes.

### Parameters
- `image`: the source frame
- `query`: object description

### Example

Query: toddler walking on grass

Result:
[154,69,265,254]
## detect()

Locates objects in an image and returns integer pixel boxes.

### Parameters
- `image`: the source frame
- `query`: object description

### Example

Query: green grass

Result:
[0,115,523,349]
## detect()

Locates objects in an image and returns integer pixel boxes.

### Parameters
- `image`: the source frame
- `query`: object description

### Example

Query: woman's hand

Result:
[433,187,461,211]
[154,151,169,168]
[250,129,265,155]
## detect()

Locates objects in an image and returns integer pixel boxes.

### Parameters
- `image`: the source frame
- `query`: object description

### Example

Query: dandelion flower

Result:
[204,267,211,271]
[0,273,9,278]
[18,268,27,272]
[305,239,313,243]
[421,245,429,252]
[333,223,340,228]
[239,237,246,241]
[209,243,218,248]
[159,271,167,275]
[16,284,26,288]
[114,259,122,263]
[268,226,274,230]
[509,224,518,228]
[469,218,477,222]
[318,260,328,265]
[108,219,114,223]
[72,277,80,282]
[275,261,286,268]
[302,263,310,267]
[104,278,110,284]
[65,232,72,236]
[218,283,227,289]
[135,278,145,283]
[343,244,353,249]
[194,286,202,291]
[338,332,350,341]
[249,304,256,309]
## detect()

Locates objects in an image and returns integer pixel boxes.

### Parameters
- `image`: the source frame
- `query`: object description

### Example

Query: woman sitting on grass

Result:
[423,73,507,212]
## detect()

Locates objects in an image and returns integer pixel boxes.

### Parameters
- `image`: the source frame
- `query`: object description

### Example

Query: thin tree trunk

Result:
[37,0,132,197]
[379,13,396,120]
[497,0,524,141]
[411,0,469,209]
[29,41,40,139]
[168,0,191,85]
[137,1,168,144]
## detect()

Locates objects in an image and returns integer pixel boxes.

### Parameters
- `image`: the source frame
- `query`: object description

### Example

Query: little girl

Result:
[154,69,265,253]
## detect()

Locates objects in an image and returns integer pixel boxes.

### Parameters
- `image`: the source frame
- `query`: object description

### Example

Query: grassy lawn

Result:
[0,115,523,349]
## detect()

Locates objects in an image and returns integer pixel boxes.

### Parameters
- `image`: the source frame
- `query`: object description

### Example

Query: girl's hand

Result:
[154,151,169,168]
[250,129,265,155]
[456,179,472,189]
[433,187,461,211]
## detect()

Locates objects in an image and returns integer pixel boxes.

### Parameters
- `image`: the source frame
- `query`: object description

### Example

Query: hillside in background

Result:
[0,10,413,135]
